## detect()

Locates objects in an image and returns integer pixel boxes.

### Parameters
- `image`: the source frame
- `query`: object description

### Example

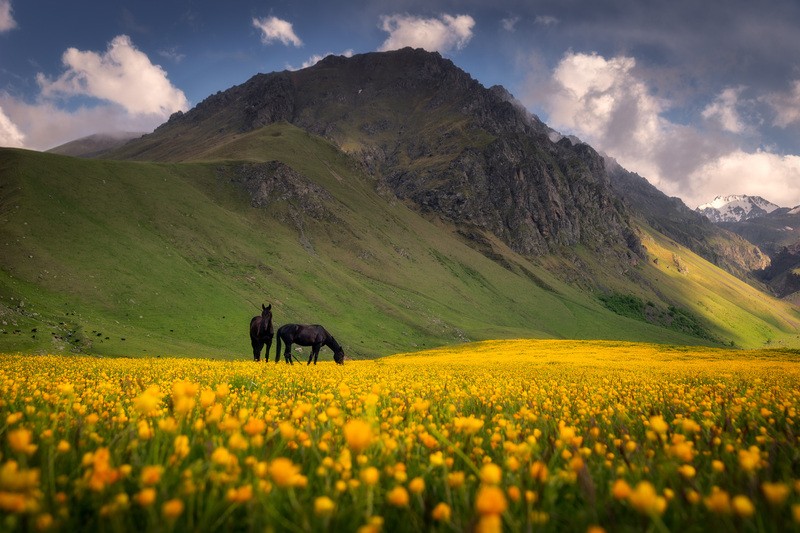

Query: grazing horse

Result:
[276,324,345,365]
[249,304,274,362]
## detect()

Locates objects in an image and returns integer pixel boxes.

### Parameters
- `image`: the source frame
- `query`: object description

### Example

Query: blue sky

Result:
[2,0,800,208]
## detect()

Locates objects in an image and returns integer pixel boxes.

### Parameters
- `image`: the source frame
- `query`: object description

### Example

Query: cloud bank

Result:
[525,51,800,208]
[1,35,188,150]
[378,13,475,54]
[252,16,303,47]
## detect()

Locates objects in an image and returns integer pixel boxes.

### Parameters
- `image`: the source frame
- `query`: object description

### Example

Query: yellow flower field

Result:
[1,339,799,532]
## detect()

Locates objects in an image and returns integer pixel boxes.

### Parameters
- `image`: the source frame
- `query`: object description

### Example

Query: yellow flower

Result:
[360,467,380,486]
[269,458,301,488]
[475,514,502,533]
[677,465,696,479]
[134,488,157,507]
[649,415,668,434]
[792,504,800,524]
[56,440,71,454]
[314,496,336,516]
[343,419,373,453]
[386,486,409,507]
[704,487,731,514]
[738,446,761,472]
[8,428,37,456]
[731,495,755,517]
[140,465,163,486]
[529,461,549,482]
[173,435,190,461]
[431,502,451,522]
[475,486,508,515]
[408,477,425,494]
[480,463,502,485]
[447,471,465,488]
[162,498,184,520]
[762,482,790,506]
[628,481,666,516]
[611,479,631,500]
[226,485,253,503]
[133,386,162,416]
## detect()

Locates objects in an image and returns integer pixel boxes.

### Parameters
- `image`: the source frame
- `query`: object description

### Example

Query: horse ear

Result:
[266,304,271,310]
[262,304,266,310]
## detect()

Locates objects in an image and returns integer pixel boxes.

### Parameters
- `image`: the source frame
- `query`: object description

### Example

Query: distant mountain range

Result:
[694,194,800,300]
[696,195,781,223]
[47,132,145,158]
[2,47,799,356]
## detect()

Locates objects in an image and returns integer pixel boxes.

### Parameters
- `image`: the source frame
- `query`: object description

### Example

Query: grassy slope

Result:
[1,124,799,358]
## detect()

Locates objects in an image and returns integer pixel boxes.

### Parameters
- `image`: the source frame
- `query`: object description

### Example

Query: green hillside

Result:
[2,123,799,358]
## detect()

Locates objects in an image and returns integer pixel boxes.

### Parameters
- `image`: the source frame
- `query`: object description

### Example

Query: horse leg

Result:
[313,343,322,365]
[251,338,263,362]
[284,342,293,364]
[265,335,273,363]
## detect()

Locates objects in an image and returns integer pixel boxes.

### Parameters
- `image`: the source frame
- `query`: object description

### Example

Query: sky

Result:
[2,1,800,208]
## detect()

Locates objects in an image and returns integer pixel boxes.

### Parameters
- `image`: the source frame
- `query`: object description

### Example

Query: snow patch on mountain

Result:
[696,195,781,223]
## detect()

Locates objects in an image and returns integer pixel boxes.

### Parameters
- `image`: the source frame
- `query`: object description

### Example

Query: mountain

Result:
[47,132,145,158]
[606,161,769,281]
[109,48,643,271]
[715,207,800,298]
[2,49,800,357]
[696,194,781,223]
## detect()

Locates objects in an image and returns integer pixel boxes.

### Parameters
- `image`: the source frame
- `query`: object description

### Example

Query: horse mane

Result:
[327,334,343,352]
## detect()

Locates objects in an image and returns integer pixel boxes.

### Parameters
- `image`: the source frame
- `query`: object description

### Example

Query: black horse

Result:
[276,324,345,365]
[249,304,274,362]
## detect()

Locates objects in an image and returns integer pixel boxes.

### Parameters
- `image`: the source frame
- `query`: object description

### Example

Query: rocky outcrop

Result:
[222,161,336,221]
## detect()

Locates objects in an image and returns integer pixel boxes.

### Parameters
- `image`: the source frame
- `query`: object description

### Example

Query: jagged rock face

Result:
[150,48,643,261]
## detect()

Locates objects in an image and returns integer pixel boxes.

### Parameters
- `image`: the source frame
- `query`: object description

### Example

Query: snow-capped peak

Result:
[696,195,781,223]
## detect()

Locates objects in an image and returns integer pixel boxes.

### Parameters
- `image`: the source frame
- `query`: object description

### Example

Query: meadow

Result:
[1,339,799,532]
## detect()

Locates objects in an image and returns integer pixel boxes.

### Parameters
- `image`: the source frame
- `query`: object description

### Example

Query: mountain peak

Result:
[696,194,781,223]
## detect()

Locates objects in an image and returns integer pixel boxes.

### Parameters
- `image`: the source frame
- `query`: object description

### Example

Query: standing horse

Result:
[276,324,345,365]
[249,304,274,362]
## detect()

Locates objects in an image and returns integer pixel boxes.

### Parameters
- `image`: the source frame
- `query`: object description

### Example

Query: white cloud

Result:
[252,16,303,47]
[702,87,745,133]
[544,52,665,155]
[0,105,24,147]
[36,35,189,116]
[524,50,800,207]
[501,16,520,32]
[378,13,475,54]
[764,80,800,128]
[0,0,16,32]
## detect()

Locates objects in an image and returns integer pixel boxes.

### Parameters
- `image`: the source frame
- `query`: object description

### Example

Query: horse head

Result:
[334,349,345,365]
[261,304,272,320]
